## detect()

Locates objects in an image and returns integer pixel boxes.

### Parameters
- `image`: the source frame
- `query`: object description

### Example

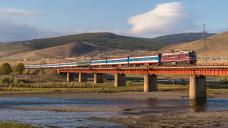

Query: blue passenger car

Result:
[129,55,160,64]
[91,59,107,66]
[90,55,160,66]
[106,58,128,65]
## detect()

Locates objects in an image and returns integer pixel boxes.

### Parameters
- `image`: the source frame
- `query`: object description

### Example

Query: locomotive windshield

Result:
[189,51,196,57]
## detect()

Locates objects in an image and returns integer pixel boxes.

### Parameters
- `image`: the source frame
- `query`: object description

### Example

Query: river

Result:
[0,94,228,128]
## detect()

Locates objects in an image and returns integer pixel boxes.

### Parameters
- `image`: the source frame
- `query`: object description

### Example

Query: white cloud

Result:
[0,19,60,42]
[0,8,42,17]
[0,8,59,42]
[128,2,198,36]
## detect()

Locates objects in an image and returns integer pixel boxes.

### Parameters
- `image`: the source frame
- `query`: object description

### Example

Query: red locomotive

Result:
[160,51,197,65]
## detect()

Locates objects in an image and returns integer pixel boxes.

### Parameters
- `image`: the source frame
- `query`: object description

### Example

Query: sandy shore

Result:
[97,111,228,128]
[0,91,187,99]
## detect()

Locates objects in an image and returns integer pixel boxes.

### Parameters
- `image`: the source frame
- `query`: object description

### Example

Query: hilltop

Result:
[14,32,214,50]
[162,31,228,58]
[0,32,214,60]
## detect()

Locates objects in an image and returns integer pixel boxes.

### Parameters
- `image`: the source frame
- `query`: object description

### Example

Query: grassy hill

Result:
[6,42,109,60]
[0,43,32,57]
[15,32,214,50]
[0,32,215,60]
[15,33,156,50]
[161,31,228,58]
[152,33,214,44]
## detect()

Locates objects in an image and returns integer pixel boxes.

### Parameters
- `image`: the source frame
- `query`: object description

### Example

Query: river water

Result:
[0,96,228,128]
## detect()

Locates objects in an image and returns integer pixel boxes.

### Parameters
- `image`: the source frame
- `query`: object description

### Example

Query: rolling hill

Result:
[161,31,228,57]
[6,42,109,60]
[14,32,214,50]
[0,43,32,57]
[152,33,215,44]
[0,32,215,60]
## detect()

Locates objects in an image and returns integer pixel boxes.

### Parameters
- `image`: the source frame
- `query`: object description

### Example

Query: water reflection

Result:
[141,98,160,107]
[189,99,207,112]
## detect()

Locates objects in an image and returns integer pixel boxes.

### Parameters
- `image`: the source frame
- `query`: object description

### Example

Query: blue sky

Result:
[0,0,227,42]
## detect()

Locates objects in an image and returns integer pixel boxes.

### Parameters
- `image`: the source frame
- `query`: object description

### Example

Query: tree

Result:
[16,63,25,74]
[0,63,12,75]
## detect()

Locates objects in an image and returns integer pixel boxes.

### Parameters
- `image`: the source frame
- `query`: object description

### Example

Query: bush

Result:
[1,77,12,84]
[0,63,12,75]
[220,76,228,84]
[31,69,41,74]
[16,63,25,74]
[0,77,13,87]
[0,77,19,86]
[126,81,133,86]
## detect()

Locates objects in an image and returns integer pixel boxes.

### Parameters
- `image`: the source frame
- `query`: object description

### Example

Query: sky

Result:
[0,0,227,42]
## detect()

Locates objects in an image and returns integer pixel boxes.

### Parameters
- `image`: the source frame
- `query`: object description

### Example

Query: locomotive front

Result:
[161,51,197,66]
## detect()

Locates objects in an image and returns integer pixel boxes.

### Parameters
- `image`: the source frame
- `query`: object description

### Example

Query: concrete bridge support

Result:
[114,74,126,87]
[189,75,207,99]
[144,74,158,92]
[67,73,73,82]
[79,73,87,82]
[94,73,104,84]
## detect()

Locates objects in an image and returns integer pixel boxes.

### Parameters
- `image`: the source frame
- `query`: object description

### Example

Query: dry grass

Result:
[0,121,38,128]
[0,43,32,58]
[162,32,228,58]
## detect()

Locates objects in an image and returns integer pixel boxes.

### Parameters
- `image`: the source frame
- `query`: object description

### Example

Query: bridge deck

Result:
[57,66,228,76]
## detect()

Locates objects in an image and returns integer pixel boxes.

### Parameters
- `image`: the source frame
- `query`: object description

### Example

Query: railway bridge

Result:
[26,65,228,100]
[54,65,228,100]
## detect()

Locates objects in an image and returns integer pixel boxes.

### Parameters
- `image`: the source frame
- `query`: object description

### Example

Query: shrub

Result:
[0,63,12,75]
[31,69,41,74]
[1,77,12,84]
[220,76,228,84]
[126,81,132,86]
[16,63,25,74]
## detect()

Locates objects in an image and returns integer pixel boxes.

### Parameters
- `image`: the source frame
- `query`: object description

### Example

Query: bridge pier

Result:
[114,74,126,87]
[79,73,87,82]
[144,74,158,92]
[94,73,104,84]
[189,75,207,99]
[67,73,73,82]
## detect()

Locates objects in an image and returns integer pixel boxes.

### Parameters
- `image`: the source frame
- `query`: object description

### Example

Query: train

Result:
[25,51,197,69]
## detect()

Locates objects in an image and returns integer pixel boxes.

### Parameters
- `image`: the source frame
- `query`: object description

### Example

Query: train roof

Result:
[91,53,159,61]
[162,51,194,56]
